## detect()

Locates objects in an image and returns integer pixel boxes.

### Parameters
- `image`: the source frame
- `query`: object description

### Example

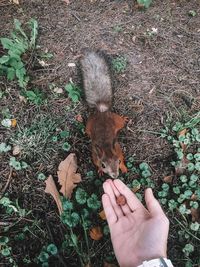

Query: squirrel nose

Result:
[110,172,119,179]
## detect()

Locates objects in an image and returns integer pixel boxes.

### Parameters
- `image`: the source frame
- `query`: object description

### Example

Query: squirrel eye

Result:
[101,162,106,169]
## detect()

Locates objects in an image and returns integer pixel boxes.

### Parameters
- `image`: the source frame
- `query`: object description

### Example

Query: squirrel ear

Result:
[95,145,103,157]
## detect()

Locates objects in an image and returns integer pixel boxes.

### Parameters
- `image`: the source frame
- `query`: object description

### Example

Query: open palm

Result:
[102,179,169,267]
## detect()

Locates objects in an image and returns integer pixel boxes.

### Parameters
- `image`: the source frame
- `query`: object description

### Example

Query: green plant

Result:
[137,0,152,8]
[37,243,58,266]
[9,157,28,170]
[158,115,200,266]
[0,19,38,88]
[23,89,45,105]
[112,56,127,73]
[0,236,17,266]
[0,142,11,153]
[64,82,82,103]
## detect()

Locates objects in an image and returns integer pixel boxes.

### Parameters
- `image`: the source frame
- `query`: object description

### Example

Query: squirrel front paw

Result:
[98,168,104,176]
[120,162,128,173]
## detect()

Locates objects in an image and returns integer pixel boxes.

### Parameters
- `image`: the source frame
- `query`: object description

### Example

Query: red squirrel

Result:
[81,51,127,179]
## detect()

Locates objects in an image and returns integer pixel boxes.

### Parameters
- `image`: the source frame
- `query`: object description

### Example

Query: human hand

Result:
[102,179,169,267]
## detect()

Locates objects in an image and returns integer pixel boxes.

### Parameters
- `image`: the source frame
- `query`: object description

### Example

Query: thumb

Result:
[145,188,165,217]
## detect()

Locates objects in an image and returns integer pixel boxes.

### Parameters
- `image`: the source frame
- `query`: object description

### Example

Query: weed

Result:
[0,19,38,88]
[0,236,17,267]
[23,89,45,105]
[112,56,127,73]
[64,82,82,103]
[157,114,200,266]
[9,114,61,162]
[137,0,152,9]
[0,142,11,153]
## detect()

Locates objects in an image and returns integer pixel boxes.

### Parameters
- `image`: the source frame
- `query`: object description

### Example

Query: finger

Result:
[113,179,145,212]
[103,181,124,218]
[145,188,165,217]
[106,179,131,215]
[102,194,117,226]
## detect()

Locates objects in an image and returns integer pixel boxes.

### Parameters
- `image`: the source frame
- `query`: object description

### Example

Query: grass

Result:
[0,13,200,267]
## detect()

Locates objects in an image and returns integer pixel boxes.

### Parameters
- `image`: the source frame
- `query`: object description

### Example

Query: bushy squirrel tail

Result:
[80,51,112,112]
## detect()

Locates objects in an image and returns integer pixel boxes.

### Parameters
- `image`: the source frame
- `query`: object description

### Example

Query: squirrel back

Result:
[80,51,112,112]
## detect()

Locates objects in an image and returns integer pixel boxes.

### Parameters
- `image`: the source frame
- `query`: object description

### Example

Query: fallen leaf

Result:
[191,194,198,201]
[45,175,63,215]
[53,87,64,94]
[191,208,200,223]
[178,128,187,151]
[12,0,19,4]
[38,59,50,67]
[116,195,126,206]
[132,184,141,193]
[12,145,22,156]
[57,153,82,198]
[68,63,76,67]
[175,156,189,175]
[104,262,118,267]
[62,0,70,4]
[11,119,17,127]
[99,210,106,220]
[132,36,136,42]
[75,114,83,123]
[163,175,173,183]
[19,95,27,103]
[89,226,103,240]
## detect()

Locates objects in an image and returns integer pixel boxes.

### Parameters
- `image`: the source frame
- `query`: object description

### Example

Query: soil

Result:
[0,0,200,266]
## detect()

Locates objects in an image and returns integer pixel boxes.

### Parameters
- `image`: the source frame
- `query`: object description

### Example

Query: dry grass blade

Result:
[57,153,82,198]
[45,175,63,215]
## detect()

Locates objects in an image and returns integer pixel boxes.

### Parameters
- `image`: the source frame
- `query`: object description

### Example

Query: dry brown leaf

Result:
[45,175,63,215]
[132,183,141,193]
[104,262,118,267]
[12,145,22,156]
[75,114,83,123]
[178,128,187,151]
[99,210,106,220]
[11,119,17,127]
[62,0,70,4]
[58,153,81,198]
[163,175,173,183]
[12,0,19,4]
[89,226,103,240]
[175,156,189,175]
[191,208,200,223]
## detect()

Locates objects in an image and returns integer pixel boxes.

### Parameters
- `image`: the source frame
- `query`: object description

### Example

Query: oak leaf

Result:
[45,175,63,215]
[89,226,103,240]
[57,153,81,198]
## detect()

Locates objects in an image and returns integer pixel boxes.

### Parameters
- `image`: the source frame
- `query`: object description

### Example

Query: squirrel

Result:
[80,51,128,179]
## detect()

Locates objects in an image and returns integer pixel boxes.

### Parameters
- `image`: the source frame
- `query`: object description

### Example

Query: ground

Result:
[0,0,200,266]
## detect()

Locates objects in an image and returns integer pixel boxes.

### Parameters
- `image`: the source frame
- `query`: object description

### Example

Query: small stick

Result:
[0,168,13,199]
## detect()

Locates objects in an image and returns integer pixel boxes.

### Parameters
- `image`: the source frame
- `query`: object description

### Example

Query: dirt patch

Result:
[0,0,200,266]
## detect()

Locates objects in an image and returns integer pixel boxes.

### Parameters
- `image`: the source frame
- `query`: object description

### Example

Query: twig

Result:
[0,168,13,200]
[71,12,81,22]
